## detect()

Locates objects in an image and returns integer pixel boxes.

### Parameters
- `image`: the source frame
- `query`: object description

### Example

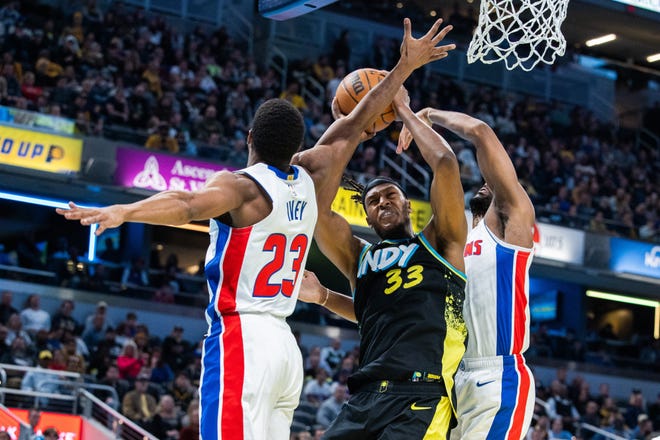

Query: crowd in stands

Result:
[528,323,660,376]
[0,229,209,308]
[527,366,660,440]
[0,285,657,439]
[3,223,657,373]
[0,2,658,436]
[0,0,657,241]
[0,285,323,438]
[0,290,202,439]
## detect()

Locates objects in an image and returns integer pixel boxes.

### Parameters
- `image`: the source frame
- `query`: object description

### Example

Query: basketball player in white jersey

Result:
[57,17,455,440]
[399,108,536,440]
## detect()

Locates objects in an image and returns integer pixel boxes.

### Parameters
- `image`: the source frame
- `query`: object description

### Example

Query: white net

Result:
[467,0,569,71]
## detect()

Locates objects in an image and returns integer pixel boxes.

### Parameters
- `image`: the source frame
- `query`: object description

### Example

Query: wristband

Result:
[319,287,330,307]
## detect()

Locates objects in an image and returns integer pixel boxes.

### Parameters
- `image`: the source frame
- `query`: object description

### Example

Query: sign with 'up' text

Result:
[0,124,82,174]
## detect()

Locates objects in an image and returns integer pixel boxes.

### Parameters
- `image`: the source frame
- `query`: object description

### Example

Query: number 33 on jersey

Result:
[357,242,424,295]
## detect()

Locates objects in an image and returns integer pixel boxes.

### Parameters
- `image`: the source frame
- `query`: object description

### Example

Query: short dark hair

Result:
[251,99,304,165]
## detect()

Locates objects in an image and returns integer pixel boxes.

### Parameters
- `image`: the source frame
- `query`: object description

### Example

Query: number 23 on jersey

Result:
[254,233,309,298]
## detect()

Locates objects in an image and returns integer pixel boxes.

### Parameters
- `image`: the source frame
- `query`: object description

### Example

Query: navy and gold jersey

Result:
[350,232,467,393]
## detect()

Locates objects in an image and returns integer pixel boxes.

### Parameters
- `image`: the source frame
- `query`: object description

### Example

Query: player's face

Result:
[364,183,411,239]
[469,182,493,217]
[474,183,493,201]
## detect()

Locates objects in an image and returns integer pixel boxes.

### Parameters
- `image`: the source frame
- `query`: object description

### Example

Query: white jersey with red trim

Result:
[463,219,533,358]
[203,162,317,321]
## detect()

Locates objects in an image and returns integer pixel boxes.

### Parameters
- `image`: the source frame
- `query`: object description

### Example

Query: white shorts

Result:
[450,354,534,440]
[199,313,303,440]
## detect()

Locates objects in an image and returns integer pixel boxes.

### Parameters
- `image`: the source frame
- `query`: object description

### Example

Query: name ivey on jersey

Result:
[286,200,308,222]
[285,183,308,222]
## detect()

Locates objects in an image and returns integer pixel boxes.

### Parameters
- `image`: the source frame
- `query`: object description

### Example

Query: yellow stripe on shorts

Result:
[423,396,453,439]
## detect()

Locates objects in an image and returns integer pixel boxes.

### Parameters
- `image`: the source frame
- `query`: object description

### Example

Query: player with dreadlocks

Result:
[298,84,468,439]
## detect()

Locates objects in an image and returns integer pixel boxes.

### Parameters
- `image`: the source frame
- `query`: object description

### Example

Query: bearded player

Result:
[399,108,535,439]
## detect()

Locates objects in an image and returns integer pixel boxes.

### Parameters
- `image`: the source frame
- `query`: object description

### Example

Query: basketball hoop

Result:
[467,0,569,71]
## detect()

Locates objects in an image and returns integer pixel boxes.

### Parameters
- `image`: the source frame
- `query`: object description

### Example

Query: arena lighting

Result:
[259,0,339,20]
[586,290,660,339]
[586,290,659,307]
[0,191,210,263]
[0,191,98,262]
[88,224,98,261]
[646,53,660,63]
[585,34,617,47]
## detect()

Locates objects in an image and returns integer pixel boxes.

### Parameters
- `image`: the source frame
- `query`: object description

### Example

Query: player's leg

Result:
[449,368,468,440]
[323,391,372,440]
[233,314,308,439]
[480,355,535,440]
[199,315,248,440]
[506,357,535,440]
[269,325,304,439]
[458,355,535,440]
[454,357,507,440]
[378,389,453,440]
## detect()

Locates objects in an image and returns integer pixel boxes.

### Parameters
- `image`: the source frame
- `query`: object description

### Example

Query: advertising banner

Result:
[610,237,660,279]
[0,105,76,135]
[114,147,237,192]
[0,125,82,174]
[610,0,660,14]
[0,408,21,440]
[2,409,82,440]
[533,223,585,265]
[331,187,432,232]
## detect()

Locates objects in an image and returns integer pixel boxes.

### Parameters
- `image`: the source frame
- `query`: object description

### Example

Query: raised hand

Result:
[56,202,126,235]
[399,18,455,72]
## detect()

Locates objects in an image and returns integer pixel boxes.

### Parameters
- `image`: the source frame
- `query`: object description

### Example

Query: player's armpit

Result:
[314,210,363,287]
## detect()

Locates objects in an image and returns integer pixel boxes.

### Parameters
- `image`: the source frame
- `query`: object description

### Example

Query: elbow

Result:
[182,206,196,224]
[466,120,491,141]
[431,151,459,173]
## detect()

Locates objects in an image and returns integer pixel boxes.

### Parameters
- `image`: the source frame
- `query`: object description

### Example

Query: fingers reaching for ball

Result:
[331,97,345,120]
[397,126,414,154]
[399,18,456,72]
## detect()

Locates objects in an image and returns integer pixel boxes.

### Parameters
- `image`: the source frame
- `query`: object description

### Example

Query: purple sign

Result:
[115,147,236,192]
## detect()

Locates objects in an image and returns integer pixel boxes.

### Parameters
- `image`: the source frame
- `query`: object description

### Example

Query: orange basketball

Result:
[334,68,396,133]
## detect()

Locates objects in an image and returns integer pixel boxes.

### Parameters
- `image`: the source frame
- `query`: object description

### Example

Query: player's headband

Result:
[361,177,408,207]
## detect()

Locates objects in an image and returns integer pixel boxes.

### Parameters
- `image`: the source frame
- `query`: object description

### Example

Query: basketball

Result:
[334,68,396,133]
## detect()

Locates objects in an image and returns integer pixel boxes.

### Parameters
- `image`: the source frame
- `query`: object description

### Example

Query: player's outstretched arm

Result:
[401,109,534,244]
[56,171,246,235]
[299,270,356,323]
[315,18,455,156]
[294,18,455,212]
[393,96,466,272]
[293,18,454,284]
